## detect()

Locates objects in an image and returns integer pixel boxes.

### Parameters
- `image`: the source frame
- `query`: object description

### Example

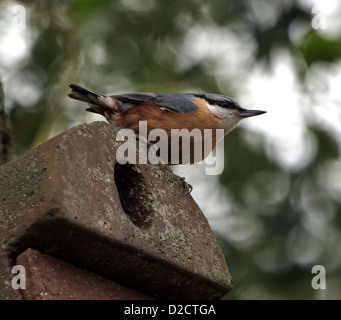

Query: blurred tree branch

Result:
[0,79,15,166]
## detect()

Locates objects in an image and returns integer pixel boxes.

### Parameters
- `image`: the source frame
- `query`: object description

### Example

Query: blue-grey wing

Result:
[111,92,199,114]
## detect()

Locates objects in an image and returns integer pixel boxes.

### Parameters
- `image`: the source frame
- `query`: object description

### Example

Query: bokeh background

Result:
[1,0,341,299]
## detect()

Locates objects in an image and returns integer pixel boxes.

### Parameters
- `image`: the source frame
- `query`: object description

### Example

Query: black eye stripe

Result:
[193,94,242,111]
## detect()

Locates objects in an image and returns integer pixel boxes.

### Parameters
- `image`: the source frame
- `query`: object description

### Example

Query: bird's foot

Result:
[180,177,193,195]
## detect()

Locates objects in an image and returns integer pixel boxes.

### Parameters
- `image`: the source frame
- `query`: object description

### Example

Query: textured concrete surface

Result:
[17,248,151,300]
[0,121,232,299]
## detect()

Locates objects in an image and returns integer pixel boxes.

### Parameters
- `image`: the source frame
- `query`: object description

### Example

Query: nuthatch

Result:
[68,83,266,167]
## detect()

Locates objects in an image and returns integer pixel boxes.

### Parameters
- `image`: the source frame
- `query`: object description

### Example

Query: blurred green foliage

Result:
[1,0,341,299]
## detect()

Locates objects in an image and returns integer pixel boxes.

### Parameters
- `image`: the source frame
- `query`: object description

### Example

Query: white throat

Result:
[206,102,241,133]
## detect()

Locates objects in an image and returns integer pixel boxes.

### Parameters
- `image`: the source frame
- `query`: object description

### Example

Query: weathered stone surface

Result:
[0,121,232,300]
[17,248,151,300]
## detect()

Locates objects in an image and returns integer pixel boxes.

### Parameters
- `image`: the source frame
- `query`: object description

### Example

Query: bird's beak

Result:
[240,109,266,118]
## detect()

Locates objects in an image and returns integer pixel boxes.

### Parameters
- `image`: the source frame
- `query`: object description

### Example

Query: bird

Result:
[68,83,266,179]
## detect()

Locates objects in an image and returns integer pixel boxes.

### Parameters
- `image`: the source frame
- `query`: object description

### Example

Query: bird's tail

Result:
[68,84,118,115]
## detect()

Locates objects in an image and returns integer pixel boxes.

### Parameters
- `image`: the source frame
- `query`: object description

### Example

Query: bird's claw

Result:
[180,177,193,195]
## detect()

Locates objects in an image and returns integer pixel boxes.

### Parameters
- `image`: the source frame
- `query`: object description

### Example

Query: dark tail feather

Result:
[85,106,102,114]
[68,84,106,104]
[68,84,119,121]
